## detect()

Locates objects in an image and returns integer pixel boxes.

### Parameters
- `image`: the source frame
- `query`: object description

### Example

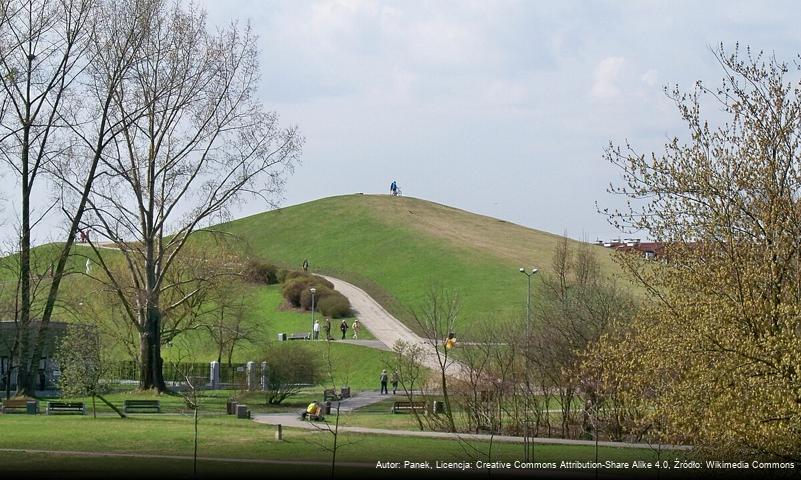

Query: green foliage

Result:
[594,46,801,460]
[299,285,334,310]
[262,343,322,404]
[55,325,105,398]
[280,272,335,309]
[317,293,351,318]
[244,260,279,285]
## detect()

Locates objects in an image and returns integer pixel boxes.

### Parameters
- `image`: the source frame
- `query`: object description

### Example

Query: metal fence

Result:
[105,361,249,388]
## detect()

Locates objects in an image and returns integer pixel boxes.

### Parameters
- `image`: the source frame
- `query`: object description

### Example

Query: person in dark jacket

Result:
[380,369,388,395]
[339,320,349,340]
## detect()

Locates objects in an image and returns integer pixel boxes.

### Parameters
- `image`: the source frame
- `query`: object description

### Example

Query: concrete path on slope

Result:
[322,275,466,378]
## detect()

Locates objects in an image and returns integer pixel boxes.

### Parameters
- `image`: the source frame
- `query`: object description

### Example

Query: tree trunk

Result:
[139,307,166,391]
[15,102,33,396]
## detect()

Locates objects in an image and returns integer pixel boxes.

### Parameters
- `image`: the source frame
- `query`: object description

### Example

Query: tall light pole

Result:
[310,287,317,340]
[519,266,538,462]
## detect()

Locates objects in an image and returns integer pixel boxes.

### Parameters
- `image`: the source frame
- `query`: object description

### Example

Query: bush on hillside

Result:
[277,268,289,283]
[300,286,335,311]
[318,293,352,319]
[281,273,335,308]
[244,259,279,285]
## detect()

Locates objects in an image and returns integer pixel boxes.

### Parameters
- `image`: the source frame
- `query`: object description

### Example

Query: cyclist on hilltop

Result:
[390,180,398,196]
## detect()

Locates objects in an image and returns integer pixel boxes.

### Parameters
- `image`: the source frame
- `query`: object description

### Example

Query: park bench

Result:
[288,332,310,340]
[392,401,427,414]
[46,402,86,415]
[1,398,37,414]
[323,387,351,401]
[123,399,161,414]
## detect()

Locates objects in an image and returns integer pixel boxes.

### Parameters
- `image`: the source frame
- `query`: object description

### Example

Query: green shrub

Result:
[277,268,289,283]
[318,293,352,318]
[244,259,278,284]
[281,272,335,308]
[281,277,308,307]
[299,286,334,311]
[262,343,322,404]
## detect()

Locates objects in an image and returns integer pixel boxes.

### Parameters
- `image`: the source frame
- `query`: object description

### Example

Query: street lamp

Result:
[519,266,538,462]
[310,287,317,340]
[519,267,538,328]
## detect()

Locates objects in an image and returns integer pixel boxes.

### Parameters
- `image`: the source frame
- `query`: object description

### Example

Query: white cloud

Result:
[591,56,626,100]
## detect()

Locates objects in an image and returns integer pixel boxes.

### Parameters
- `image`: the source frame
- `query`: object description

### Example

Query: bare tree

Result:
[386,339,427,431]
[83,1,302,392]
[204,278,253,367]
[411,286,460,433]
[2,0,151,395]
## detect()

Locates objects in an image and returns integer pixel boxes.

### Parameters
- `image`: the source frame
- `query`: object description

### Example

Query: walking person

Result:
[302,258,309,272]
[351,319,361,339]
[390,370,399,395]
[380,369,388,395]
[313,319,320,340]
[323,317,332,341]
[339,320,349,340]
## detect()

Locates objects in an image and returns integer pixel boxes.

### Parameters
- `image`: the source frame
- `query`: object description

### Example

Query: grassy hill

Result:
[219,194,626,335]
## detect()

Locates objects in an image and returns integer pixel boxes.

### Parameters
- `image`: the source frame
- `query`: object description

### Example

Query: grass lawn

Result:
[0,414,688,479]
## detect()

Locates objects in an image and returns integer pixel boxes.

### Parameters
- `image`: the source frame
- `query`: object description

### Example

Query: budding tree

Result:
[0,0,149,395]
[596,44,801,459]
[84,1,302,391]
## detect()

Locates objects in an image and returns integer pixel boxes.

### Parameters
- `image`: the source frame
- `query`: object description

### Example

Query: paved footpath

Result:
[323,276,468,378]
[251,412,690,451]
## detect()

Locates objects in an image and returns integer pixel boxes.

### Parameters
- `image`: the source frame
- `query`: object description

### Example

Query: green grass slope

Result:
[219,194,625,335]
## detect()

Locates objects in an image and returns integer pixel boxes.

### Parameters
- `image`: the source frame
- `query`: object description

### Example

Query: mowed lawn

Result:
[219,194,627,336]
[0,414,681,479]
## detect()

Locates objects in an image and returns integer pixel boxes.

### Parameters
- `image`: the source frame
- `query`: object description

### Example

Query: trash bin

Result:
[277,333,287,341]
[26,400,38,415]
[236,404,250,419]
[226,400,238,415]
[323,401,332,415]
[432,401,444,414]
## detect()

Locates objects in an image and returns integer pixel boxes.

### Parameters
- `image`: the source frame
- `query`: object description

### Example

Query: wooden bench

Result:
[1,398,37,414]
[47,402,86,415]
[288,332,310,340]
[392,401,427,414]
[123,399,161,413]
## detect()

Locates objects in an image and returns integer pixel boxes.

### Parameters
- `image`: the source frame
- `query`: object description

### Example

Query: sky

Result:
[4,0,801,245]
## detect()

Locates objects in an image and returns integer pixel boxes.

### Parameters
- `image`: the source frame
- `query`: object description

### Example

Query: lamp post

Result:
[310,287,317,340]
[519,266,538,462]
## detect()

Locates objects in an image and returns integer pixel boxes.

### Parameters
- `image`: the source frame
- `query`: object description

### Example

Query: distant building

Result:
[0,321,71,391]
[595,238,663,259]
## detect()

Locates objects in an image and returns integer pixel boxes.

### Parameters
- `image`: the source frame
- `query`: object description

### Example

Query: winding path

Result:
[322,275,466,377]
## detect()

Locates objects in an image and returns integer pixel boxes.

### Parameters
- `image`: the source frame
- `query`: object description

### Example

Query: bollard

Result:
[275,424,283,441]
[246,361,256,391]
[260,361,268,391]
[209,361,220,390]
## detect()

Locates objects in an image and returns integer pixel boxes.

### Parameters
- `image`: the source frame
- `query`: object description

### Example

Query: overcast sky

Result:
[5,1,801,245]
[194,0,801,241]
